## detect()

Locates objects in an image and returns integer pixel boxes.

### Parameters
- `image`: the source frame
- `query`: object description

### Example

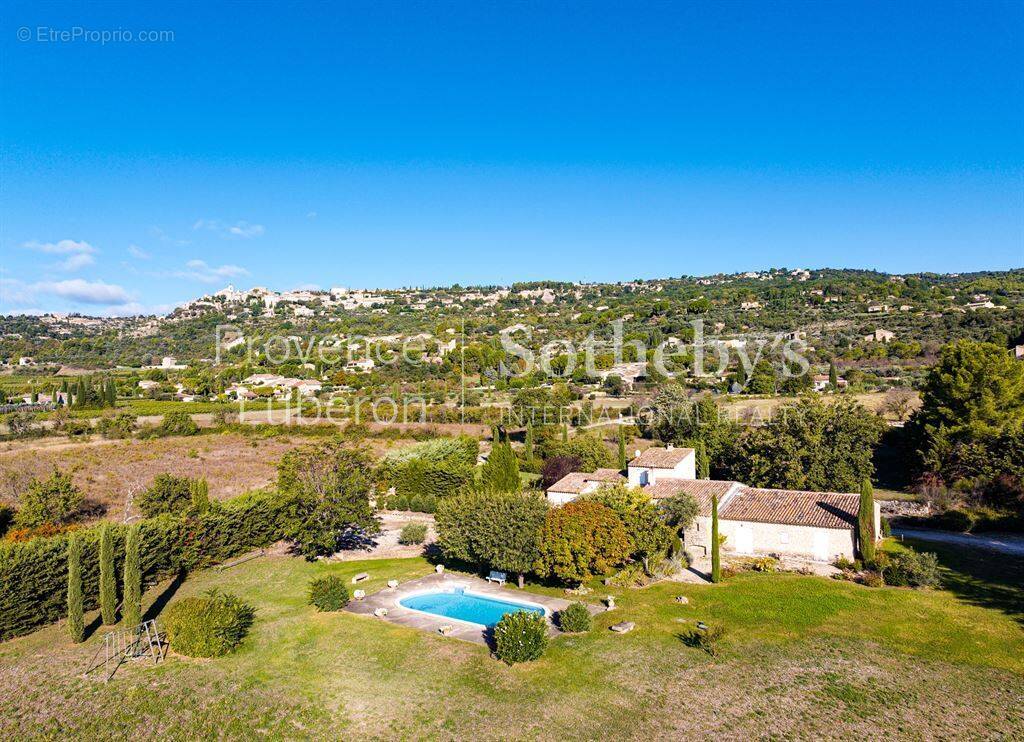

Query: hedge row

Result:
[392,460,473,501]
[379,493,439,514]
[0,490,293,642]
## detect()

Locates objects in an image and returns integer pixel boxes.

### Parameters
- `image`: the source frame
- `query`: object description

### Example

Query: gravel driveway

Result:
[893,528,1024,556]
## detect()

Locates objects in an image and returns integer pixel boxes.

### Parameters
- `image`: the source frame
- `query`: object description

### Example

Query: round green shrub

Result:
[308,575,350,611]
[136,473,194,518]
[163,590,255,657]
[398,522,428,545]
[933,509,974,532]
[158,411,199,437]
[882,550,941,588]
[859,570,885,588]
[557,601,592,633]
[493,610,548,664]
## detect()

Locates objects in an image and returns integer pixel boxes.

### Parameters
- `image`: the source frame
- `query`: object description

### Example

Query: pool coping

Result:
[344,571,603,645]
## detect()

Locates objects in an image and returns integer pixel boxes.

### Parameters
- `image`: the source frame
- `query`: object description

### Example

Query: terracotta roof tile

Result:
[628,447,694,469]
[720,487,858,530]
[547,468,625,495]
[646,479,740,516]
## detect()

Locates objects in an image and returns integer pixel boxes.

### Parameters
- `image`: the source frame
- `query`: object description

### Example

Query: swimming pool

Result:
[399,587,546,628]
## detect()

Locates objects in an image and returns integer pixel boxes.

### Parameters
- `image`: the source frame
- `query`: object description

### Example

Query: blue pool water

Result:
[399,588,545,627]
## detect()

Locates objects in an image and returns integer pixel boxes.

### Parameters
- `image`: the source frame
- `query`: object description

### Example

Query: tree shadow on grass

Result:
[82,611,106,641]
[904,538,1024,626]
[142,568,187,623]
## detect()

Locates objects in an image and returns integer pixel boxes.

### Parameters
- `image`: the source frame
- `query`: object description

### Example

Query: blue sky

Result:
[1,1,1022,315]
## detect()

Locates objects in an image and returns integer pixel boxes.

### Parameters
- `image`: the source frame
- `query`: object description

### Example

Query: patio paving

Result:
[345,571,604,645]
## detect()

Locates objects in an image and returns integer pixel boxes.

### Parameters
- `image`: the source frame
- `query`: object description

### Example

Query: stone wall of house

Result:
[546,490,578,506]
[684,517,857,562]
[627,456,696,486]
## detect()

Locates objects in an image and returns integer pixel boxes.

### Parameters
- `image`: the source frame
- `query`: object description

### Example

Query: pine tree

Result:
[858,478,876,562]
[617,426,627,470]
[99,523,117,625]
[525,421,534,461]
[481,442,520,493]
[122,526,142,628]
[711,494,721,583]
[696,440,710,479]
[829,360,838,390]
[190,477,211,513]
[67,534,84,643]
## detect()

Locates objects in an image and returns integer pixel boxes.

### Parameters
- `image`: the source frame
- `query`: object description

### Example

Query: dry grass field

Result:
[0,432,423,520]
[720,391,921,423]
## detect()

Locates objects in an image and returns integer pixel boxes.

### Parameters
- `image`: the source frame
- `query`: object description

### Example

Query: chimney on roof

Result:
[634,450,641,459]
[667,444,674,450]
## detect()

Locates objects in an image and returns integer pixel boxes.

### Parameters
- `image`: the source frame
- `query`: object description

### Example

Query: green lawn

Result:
[1,543,1022,739]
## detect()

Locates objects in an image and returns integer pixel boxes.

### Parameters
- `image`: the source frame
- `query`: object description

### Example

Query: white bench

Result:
[485,570,507,586]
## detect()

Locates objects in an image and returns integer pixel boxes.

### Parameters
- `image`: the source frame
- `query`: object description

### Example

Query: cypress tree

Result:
[696,440,710,479]
[736,362,747,389]
[122,526,142,628]
[67,534,84,643]
[525,421,534,461]
[99,523,117,625]
[190,477,211,513]
[829,361,838,390]
[561,423,568,443]
[858,479,876,562]
[711,495,721,583]
[617,426,627,470]
[481,442,520,493]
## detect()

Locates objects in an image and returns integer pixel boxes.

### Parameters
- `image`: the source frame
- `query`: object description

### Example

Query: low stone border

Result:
[345,572,602,645]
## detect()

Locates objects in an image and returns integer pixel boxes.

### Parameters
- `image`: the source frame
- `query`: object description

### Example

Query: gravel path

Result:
[893,528,1024,556]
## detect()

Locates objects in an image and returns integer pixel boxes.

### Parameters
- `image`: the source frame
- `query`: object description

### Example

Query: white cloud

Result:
[0,277,170,315]
[306,211,318,219]
[193,218,265,239]
[149,226,191,246]
[173,259,251,284]
[56,253,96,272]
[127,244,152,260]
[228,221,265,238]
[97,301,175,317]
[1,278,35,305]
[23,239,97,256]
[32,279,134,305]
[22,239,98,273]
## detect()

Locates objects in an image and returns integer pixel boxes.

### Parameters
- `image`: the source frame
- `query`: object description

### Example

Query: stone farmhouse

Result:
[545,446,879,563]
